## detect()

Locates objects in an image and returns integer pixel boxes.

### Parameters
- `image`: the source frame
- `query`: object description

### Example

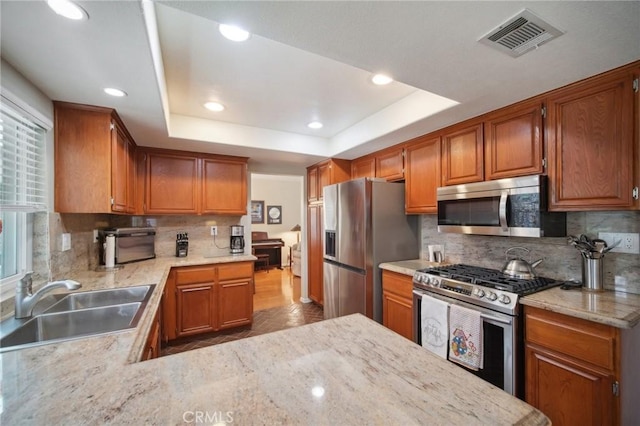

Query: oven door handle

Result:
[480,313,511,325]
[499,190,508,232]
[414,289,513,326]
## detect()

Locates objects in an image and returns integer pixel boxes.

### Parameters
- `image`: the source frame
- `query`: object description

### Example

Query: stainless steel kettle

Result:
[501,247,543,279]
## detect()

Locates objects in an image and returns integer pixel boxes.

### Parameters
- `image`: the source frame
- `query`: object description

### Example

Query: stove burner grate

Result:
[423,264,560,295]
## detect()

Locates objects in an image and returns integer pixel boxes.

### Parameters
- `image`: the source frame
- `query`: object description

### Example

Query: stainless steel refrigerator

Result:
[323,178,419,323]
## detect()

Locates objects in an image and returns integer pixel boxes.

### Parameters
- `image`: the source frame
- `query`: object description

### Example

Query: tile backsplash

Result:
[420,211,640,294]
[47,213,244,280]
[22,209,640,300]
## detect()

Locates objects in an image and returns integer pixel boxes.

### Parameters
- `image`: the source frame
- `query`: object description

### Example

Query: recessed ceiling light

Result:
[104,88,127,97]
[47,0,88,20]
[371,74,393,85]
[308,121,323,129]
[204,102,225,112]
[218,24,251,42]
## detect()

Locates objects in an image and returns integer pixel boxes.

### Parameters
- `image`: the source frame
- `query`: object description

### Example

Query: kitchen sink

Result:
[42,284,154,314]
[0,284,156,353]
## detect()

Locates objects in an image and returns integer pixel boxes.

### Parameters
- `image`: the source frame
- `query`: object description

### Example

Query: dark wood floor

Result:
[161,268,323,356]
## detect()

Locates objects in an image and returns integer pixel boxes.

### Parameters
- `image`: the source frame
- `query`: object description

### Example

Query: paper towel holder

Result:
[96,232,123,271]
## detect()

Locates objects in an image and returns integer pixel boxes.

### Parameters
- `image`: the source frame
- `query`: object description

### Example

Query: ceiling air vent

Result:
[479,9,564,58]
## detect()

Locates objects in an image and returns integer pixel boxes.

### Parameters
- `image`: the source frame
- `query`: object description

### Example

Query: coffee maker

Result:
[230,225,245,254]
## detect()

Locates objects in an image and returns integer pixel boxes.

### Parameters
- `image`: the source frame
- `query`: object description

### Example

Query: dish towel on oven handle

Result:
[448,304,484,370]
[420,294,449,359]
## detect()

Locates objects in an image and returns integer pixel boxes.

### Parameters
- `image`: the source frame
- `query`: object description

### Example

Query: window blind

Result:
[0,100,47,211]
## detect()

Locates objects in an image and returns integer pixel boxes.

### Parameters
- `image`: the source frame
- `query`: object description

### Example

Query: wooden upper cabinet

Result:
[405,136,441,214]
[351,147,404,181]
[307,167,320,202]
[442,121,484,185]
[140,148,248,215]
[547,69,636,210]
[111,122,136,213]
[351,156,376,179]
[317,162,331,195]
[54,102,137,213]
[202,157,247,215]
[484,100,544,180]
[376,146,404,181]
[144,150,200,214]
[307,158,351,203]
[110,122,129,213]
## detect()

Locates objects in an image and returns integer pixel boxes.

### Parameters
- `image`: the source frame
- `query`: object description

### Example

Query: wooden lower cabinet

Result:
[142,302,162,361]
[217,262,254,329]
[524,306,620,425]
[163,262,254,342]
[381,270,413,340]
[176,282,216,337]
[525,344,615,425]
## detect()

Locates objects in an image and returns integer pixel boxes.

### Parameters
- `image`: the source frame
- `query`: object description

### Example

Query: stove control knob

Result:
[486,292,498,301]
[414,275,423,283]
[499,294,511,304]
[473,288,485,298]
[429,278,439,287]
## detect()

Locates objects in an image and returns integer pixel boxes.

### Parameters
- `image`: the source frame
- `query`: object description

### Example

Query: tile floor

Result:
[161,302,324,356]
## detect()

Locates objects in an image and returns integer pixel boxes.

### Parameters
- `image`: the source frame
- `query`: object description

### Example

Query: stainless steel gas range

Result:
[412,264,562,398]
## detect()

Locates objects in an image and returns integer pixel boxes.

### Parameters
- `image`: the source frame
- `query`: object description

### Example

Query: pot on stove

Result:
[501,247,543,279]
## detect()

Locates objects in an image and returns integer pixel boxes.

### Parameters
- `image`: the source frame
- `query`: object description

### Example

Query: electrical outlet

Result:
[93,229,99,243]
[210,226,217,236]
[598,232,640,254]
[61,233,71,251]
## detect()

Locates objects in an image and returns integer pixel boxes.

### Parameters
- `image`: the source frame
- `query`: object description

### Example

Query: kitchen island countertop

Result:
[1,254,549,424]
[1,311,549,425]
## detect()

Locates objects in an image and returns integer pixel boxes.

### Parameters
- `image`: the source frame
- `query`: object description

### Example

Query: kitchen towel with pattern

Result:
[420,294,449,359]
[448,304,483,370]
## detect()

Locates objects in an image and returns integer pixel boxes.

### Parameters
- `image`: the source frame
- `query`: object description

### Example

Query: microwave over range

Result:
[437,175,566,238]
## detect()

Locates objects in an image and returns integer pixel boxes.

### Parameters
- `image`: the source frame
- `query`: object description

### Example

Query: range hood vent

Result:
[479,9,564,57]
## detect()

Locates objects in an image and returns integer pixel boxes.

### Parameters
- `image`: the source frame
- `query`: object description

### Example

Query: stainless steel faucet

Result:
[15,272,81,319]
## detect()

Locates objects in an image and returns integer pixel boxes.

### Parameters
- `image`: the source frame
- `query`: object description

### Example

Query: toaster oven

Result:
[98,227,156,264]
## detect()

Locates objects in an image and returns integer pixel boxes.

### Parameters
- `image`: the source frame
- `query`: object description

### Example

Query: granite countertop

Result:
[521,287,640,329]
[1,255,548,424]
[1,310,549,424]
[379,259,443,276]
[380,259,640,330]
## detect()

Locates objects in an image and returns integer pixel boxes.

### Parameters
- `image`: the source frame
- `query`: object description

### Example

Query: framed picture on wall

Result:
[251,200,264,224]
[267,205,282,224]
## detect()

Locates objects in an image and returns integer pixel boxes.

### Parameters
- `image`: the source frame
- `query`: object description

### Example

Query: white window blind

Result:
[0,100,47,211]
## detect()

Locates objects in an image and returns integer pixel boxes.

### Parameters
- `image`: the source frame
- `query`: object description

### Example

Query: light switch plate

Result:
[61,233,71,251]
